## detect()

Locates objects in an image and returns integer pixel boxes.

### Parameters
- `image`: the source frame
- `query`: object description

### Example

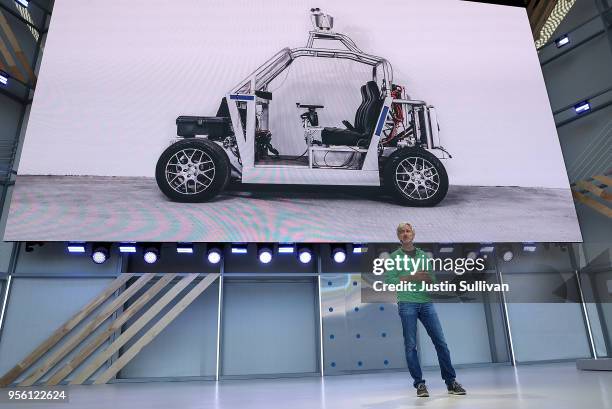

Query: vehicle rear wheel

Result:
[155,138,230,202]
[383,148,448,206]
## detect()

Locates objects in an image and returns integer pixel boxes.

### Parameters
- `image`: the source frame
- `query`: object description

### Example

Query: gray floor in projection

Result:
[1,363,611,409]
[4,175,582,242]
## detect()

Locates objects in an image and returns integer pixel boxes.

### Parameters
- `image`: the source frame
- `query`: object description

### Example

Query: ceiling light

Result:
[176,243,193,254]
[207,247,222,264]
[574,101,590,114]
[92,245,109,264]
[332,246,346,263]
[555,35,569,48]
[119,243,137,253]
[67,243,86,253]
[258,246,273,264]
[143,246,159,264]
[231,244,248,254]
[298,247,312,264]
[278,244,295,254]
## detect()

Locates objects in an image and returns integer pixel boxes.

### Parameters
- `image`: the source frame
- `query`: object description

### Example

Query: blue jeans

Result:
[398,302,456,387]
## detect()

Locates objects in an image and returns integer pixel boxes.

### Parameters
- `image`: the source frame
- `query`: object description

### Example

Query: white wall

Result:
[119,280,219,378]
[418,303,493,366]
[221,279,318,376]
[18,0,570,188]
[0,277,115,383]
[507,303,591,361]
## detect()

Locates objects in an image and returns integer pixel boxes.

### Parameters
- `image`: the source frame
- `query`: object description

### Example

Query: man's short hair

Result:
[396,222,413,235]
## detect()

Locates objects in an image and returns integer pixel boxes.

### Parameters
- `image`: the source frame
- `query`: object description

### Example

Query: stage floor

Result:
[4,175,582,242]
[1,363,611,409]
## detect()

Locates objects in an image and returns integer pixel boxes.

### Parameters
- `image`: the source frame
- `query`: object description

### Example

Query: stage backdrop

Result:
[5,0,582,243]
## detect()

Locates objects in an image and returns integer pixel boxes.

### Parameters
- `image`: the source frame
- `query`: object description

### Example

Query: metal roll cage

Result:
[231,31,394,96]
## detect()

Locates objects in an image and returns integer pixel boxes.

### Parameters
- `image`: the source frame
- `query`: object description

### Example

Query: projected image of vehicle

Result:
[155,8,452,206]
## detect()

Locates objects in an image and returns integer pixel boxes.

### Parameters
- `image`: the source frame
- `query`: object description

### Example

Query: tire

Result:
[155,138,230,202]
[383,147,449,206]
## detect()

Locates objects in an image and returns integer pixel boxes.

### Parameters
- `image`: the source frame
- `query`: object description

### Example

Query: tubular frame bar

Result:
[497,269,516,366]
[316,257,324,377]
[231,43,393,95]
[215,260,224,381]
[575,269,598,359]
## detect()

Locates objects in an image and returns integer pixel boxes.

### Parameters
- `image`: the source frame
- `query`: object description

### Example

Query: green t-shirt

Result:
[383,247,436,303]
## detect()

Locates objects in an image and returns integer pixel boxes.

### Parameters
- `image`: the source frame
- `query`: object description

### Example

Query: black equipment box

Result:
[176,116,231,139]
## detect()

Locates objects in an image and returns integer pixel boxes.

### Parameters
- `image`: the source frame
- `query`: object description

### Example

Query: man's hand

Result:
[414,271,432,283]
[399,271,432,283]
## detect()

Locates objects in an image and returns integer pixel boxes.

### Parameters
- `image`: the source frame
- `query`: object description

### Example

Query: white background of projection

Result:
[18,0,569,188]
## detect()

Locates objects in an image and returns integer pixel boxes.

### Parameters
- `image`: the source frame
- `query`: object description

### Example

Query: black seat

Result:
[318,85,367,142]
[321,81,383,146]
[342,85,368,133]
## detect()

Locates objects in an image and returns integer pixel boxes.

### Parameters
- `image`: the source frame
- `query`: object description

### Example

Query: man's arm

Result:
[400,271,433,283]
[424,253,437,284]
[400,253,436,283]
[398,272,431,283]
[384,261,400,285]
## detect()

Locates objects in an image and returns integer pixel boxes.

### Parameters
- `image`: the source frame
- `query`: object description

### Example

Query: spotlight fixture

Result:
[91,244,110,264]
[143,246,160,264]
[25,241,43,252]
[502,250,514,262]
[439,245,455,253]
[16,0,29,7]
[298,247,312,264]
[231,244,248,254]
[352,244,365,254]
[207,247,222,264]
[378,251,390,259]
[0,71,8,86]
[176,243,193,254]
[332,246,346,263]
[480,244,495,253]
[466,251,478,260]
[574,101,590,114]
[523,243,537,252]
[278,243,295,254]
[555,35,569,48]
[67,243,86,253]
[119,243,137,253]
[258,246,273,264]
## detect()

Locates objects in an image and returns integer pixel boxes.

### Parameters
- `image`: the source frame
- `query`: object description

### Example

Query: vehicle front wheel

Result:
[155,138,230,202]
[383,148,449,206]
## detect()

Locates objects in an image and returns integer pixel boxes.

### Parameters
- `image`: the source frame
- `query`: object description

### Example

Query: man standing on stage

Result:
[385,222,466,397]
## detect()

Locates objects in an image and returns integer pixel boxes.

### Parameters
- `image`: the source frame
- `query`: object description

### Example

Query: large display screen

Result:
[5,0,582,243]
